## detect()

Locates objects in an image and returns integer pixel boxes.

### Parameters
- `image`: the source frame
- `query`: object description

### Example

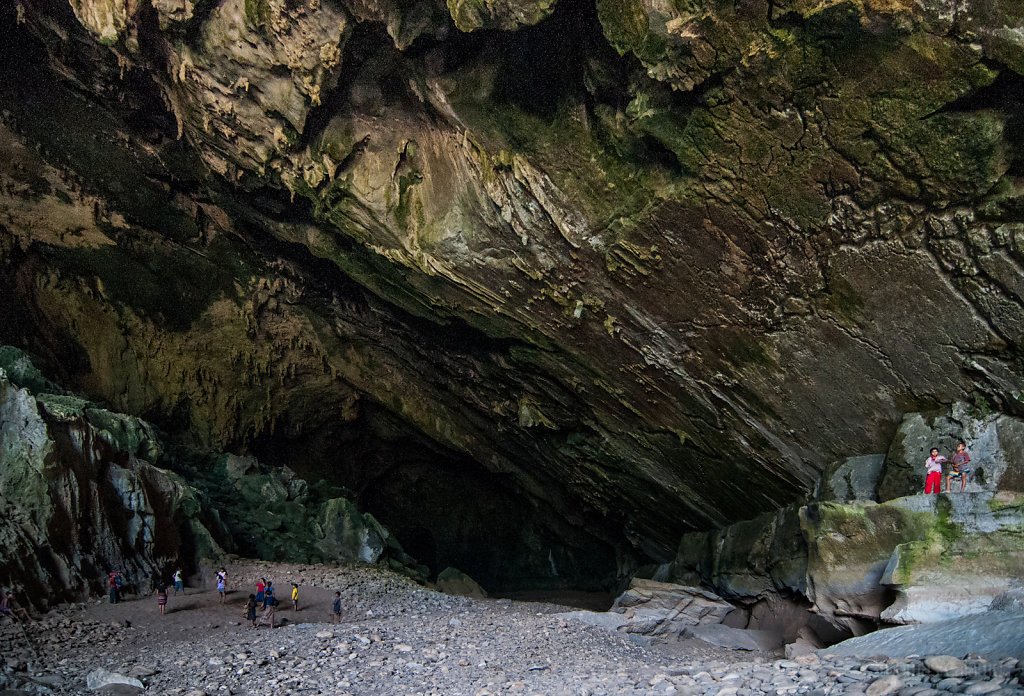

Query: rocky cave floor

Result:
[1,561,1021,696]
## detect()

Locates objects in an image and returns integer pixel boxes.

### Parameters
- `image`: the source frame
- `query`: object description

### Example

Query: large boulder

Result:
[879,493,1024,624]
[878,404,1024,500]
[557,579,735,637]
[435,567,488,598]
[611,578,734,635]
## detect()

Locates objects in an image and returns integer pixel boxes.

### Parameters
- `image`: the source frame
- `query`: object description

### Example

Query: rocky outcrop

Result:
[668,489,1024,646]
[0,348,426,603]
[879,403,1024,501]
[1,0,1023,592]
[0,355,221,607]
[191,453,424,574]
[879,494,1024,624]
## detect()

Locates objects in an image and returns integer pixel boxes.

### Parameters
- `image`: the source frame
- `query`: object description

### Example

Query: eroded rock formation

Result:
[0,348,424,603]
[667,403,1024,647]
[1,0,1022,590]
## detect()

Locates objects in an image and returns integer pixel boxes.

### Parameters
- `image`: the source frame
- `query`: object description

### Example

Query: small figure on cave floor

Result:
[217,574,226,604]
[1,590,32,622]
[947,442,972,493]
[331,591,342,624]
[925,447,946,494]
[291,583,299,611]
[256,599,276,629]
[255,578,266,605]
[216,567,228,590]
[263,581,274,608]
[108,572,119,604]
[173,568,184,595]
[245,593,257,628]
[156,582,168,615]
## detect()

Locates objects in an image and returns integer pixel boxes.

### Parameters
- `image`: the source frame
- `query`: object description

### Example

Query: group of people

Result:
[241,577,343,629]
[243,578,301,629]
[924,442,972,494]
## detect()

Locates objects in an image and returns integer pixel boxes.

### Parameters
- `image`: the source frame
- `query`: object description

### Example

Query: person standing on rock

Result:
[291,583,299,612]
[947,442,971,493]
[331,591,342,624]
[173,569,184,595]
[156,581,168,615]
[925,448,946,494]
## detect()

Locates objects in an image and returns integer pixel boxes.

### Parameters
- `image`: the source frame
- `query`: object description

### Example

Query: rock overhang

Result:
[0,0,1022,590]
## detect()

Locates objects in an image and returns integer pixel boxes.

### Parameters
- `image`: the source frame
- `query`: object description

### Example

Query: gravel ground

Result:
[1,561,1021,696]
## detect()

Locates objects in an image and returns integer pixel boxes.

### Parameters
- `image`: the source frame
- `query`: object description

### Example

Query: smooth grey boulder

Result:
[878,404,1024,501]
[822,454,887,502]
[556,610,631,632]
[682,624,782,652]
[85,669,143,692]
[819,610,1024,660]
[610,579,734,635]
[557,579,735,637]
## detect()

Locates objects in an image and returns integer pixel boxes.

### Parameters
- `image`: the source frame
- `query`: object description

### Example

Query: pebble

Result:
[927,657,968,675]
[866,675,905,696]
[2,564,1023,696]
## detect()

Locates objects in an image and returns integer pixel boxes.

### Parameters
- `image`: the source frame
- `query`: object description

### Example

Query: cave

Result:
[2,0,1023,647]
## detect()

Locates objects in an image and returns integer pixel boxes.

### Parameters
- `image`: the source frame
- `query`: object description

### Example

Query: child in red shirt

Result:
[924,448,945,494]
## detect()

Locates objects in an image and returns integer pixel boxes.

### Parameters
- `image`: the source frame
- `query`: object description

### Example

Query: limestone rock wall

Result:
[668,492,1024,644]
[0,362,221,607]
[1,0,1023,587]
[0,349,425,606]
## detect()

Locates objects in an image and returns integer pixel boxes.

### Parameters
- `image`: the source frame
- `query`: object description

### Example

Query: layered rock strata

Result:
[0,355,220,606]
[1,0,1023,589]
[0,348,421,605]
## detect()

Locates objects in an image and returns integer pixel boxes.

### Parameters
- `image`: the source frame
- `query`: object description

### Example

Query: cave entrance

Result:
[254,404,625,595]
[397,526,439,577]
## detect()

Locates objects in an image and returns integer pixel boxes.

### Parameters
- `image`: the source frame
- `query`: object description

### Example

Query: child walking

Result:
[291,583,299,611]
[331,591,342,624]
[246,593,257,628]
[217,575,226,603]
[156,582,168,615]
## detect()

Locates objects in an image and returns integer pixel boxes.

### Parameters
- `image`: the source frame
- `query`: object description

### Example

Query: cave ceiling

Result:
[1,0,1022,585]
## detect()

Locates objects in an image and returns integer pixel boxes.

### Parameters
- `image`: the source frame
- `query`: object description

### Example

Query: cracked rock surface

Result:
[1,0,1022,589]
